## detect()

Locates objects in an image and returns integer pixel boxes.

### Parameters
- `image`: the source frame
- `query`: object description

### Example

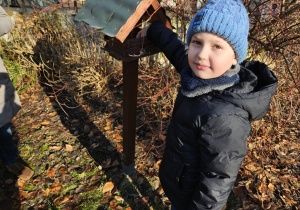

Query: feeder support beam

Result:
[122,59,138,172]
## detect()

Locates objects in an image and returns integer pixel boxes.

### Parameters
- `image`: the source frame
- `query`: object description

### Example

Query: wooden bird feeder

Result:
[75,0,172,175]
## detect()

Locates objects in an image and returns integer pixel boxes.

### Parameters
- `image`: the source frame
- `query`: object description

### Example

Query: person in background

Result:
[137,0,278,209]
[0,5,34,210]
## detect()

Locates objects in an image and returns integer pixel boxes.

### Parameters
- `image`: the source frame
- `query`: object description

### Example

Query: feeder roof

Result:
[74,0,143,37]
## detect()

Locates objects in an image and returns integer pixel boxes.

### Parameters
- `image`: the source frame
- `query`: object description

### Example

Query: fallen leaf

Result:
[115,196,124,203]
[268,183,275,191]
[154,160,161,172]
[32,123,41,129]
[162,197,171,205]
[47,169,56,178]
[103,182,114,193]
[137,177,144,185]
[112,160,119,167]
[244,163,262,172]
[104,126,111,131]
[75,185,85,194]
[109,200,117,208]
[5,179,14,184]
[58,167,67,174]
[45,188,50,197]
[88,131,94,138]
[152,179,160,190]
[41,120,50,125]
[102,158,112,168]
[51,186,62,194]
[50,146,62,150]
[53,196,63,205]
[16,179,26,189]
[47,154,55,160]
[28,191,37,199]
[103,192,113,203]
[19,190,28,200]
[157,186,164,195]
[49,112,56,117]
[117,143,123,152]
[61,196,70,204]
[154,196,161,204]
[65,144,73,152]
[114,134,123,142]
[84,125,90,132]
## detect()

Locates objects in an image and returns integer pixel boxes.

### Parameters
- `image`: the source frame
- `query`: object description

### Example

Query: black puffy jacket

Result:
[147,21,278,209]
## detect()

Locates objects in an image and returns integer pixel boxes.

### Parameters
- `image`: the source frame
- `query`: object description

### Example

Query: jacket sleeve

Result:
[0,6,13,37]
[0,6,12,36]
[190,114,251,209]
[147,21,188,73]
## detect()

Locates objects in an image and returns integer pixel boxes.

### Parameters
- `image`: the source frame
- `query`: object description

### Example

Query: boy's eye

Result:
[214,45,222,49]
[192,40,202,45]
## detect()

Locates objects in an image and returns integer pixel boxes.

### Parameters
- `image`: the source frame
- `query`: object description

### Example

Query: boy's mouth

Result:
[196,63,210,70]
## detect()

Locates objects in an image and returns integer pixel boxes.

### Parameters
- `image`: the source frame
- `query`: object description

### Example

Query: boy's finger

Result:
[136,30,144,38]
[136,27,149,38]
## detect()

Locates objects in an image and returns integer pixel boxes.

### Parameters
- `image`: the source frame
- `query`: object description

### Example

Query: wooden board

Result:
[116,0,172,43]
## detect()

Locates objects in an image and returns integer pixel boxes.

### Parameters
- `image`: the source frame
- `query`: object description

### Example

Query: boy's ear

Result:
[232,55,238,65]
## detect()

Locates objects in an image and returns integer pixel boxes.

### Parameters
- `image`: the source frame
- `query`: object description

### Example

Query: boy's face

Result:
[188,32,237,79]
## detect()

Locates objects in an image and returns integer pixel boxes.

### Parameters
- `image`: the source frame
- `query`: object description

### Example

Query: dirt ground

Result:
[0,79,245,209]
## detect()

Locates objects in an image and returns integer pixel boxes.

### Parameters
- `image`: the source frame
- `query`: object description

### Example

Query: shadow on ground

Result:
[37,62,166,209]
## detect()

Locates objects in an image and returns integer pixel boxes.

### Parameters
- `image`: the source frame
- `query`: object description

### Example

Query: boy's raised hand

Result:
[136,26,150,38]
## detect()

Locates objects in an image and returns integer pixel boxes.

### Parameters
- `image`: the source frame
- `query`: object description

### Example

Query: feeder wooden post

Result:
[122,60,138,174]
[75,0,172,176]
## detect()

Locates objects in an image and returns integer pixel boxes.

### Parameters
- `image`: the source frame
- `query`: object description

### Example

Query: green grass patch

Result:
[61,184,78,195]
[21,145,34,159]
[40,144,49,152]
[85,167,100,177]
[24,183,36,192]
[18,126,30,134]
[47,197,60,210]
[78,188,105,210]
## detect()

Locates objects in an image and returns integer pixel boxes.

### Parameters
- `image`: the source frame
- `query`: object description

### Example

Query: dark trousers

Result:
[0,123,18,166]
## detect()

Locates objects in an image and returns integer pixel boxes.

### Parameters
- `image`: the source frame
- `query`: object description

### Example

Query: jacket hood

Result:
[216,61,278,121]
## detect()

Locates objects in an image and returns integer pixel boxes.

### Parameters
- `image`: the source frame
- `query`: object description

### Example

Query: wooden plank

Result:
[122,60,139,166]
[104,36,160,61]
[151,1,173,30]
[116,0,155,43]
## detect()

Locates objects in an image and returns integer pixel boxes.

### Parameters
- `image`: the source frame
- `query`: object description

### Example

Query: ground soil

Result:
[0,82,243,210]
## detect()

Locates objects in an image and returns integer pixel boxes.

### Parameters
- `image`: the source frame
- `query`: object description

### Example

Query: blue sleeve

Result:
[190,115,251,209]
[147,21,188,73]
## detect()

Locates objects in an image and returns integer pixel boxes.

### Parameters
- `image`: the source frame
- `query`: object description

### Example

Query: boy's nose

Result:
[197,47,209,60]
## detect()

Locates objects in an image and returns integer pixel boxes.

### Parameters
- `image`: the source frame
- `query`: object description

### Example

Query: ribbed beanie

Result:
[186,0,250,63]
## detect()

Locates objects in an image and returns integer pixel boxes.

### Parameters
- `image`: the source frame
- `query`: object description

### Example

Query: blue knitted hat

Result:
[186,0,249,63]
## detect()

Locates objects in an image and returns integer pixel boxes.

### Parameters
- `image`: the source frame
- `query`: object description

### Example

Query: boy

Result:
[0,6,34,209]
[137,0,278,209]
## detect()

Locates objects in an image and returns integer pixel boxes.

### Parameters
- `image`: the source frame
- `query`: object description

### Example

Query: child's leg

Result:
[0,123,18,166]
[0,123,34,180]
